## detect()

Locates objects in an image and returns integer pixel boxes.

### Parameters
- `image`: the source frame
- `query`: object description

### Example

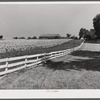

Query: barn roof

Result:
[39,34,61,37]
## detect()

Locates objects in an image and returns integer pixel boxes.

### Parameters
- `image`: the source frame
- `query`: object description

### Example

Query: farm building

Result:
[39,34,61,39]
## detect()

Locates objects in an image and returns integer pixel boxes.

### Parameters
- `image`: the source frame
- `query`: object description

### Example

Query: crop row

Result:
[0,39,70,53]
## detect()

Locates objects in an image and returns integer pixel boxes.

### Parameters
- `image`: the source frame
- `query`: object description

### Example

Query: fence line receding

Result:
[0,41,84,76]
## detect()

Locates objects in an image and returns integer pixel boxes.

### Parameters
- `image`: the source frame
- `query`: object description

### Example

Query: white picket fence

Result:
[0,40,84,76]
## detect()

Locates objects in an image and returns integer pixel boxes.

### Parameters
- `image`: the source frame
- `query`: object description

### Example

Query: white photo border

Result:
[0,1,100,99]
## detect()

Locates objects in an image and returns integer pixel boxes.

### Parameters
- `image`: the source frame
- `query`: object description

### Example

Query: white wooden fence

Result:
[0,41,84,76]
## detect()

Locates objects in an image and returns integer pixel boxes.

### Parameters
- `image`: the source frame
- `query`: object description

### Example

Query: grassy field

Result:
[1,41,100,89]
[0,39,82,59]
[0,39,70,53]
[0,39,84,89]
[1,50,100,89]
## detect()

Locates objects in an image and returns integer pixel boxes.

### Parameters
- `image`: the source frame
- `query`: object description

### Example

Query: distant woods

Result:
[27,36,37,39]
[13,36,37,40]
[0,35,3,39]
[13,35,78,40]
[79,14,100,41]
[93,14,100,39]
[2,14,100,41]
[79,28,96,40]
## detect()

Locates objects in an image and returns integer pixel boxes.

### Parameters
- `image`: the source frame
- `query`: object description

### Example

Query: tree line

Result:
[1,14,100,40]
[66,33,78,39]
[79,14,100,40]
[13,36,37,39]
[0,35,3,39]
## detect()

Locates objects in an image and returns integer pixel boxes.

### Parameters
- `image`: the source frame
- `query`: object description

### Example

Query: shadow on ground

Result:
[71,50,100,58]
[43,57,100,71]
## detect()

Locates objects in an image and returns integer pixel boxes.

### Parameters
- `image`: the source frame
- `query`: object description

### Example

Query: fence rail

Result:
[0,40,84,76]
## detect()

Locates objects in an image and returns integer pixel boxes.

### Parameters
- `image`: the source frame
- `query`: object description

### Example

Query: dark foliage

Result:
[70,36,78,40]
[79,28,96,40]
[66,33,71,38]
[27,37,32,39]
[0,35,3,39]
[13,37,25,39]
[19,37,25,39]
[27,36,37,39]
[39,34,61,39]
[93,14,100,39]
[13,37,18,39]
[32,36,37,39]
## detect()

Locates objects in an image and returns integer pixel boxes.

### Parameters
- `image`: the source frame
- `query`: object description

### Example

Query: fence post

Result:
[5,58,9,74]
[37,56,42,65]
[63,51,65,55]
[25,56,27,68]
[37,56,38,60]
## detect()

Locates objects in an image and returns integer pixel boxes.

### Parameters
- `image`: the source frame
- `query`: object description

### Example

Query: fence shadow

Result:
[71,51,100,58]
[43,58,100,71]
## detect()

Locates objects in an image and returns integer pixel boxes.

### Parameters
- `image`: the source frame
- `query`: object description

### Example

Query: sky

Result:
[0,3,100,39]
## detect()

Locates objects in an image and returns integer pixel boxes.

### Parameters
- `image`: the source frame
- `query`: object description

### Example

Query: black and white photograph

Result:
[1,1,100,91]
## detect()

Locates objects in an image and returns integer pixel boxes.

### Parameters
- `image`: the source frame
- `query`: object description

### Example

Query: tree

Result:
[93,14,100,39]
[0,35,3,39]
[32,36,37,39]
[66,33,71,38]
[55,36,60,39]
[27,37,32,39]
[70,35,78,40]
[19,37,25,39]
[13,37,18,39]
[89,29,96,39]
[80,28,96,40]
[78,28,96,40]
[79,28,89,39]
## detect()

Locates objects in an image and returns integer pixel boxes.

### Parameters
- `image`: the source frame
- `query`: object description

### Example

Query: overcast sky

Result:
[0,4,100,39]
